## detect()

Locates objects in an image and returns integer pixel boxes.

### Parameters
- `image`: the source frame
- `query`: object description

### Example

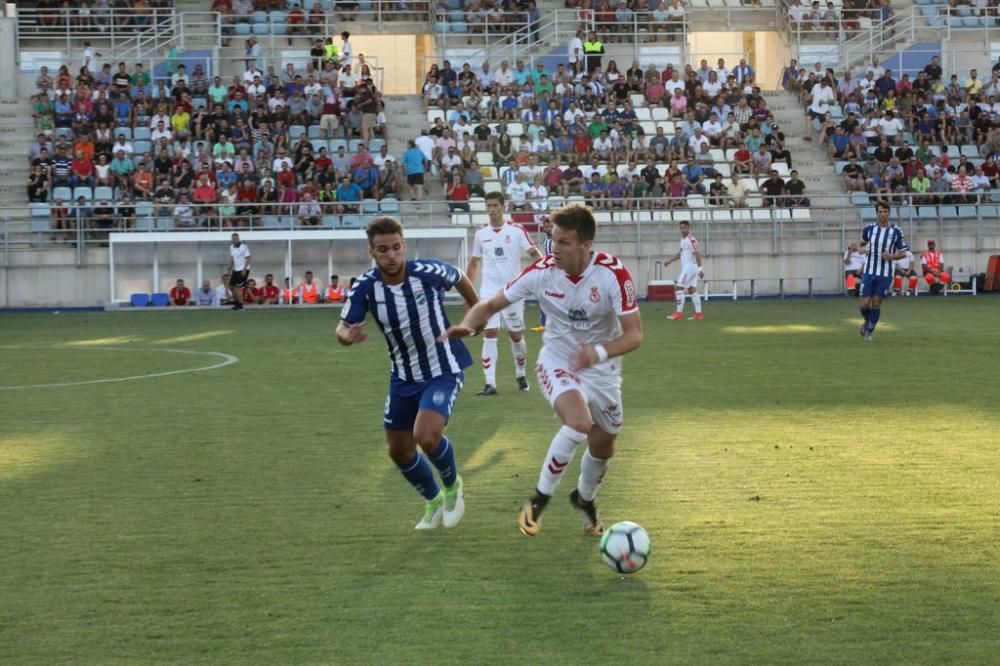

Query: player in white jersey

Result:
[465,191,543,395]
[227,232,251,311]
[531,214,554,332]
[443,205,643,536]
[662,220,704,320]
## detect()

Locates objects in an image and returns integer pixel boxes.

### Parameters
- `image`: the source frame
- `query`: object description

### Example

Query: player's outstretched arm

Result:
[439,291,510,340]
[663,251,681,266]
[453,271,480,309]
[571,312,643,371]
[465,256,481,288]
[336,321,367,346]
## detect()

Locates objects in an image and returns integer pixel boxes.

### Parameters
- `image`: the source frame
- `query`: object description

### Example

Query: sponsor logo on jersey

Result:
[544,289,565,299]
[589,286,600,303]
[494,247,505,256]
[567,308,589,321]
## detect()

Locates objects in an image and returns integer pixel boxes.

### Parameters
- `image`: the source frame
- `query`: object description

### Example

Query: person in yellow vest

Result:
[281,276,298,304]
[298,270,321,304]
[582,31,603,75]
[325,273,346,303]
[323,37,340,67]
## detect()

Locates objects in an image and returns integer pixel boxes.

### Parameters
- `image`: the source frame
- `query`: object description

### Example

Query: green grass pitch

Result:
[1,298,998,664]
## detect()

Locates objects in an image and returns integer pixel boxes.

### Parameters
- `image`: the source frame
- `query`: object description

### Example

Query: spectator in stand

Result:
[751,143,773,176]
[760,170,786,207]
[170,278,191,306]
[784,171,809,207]
[402,139,426,200]
[27,165,50,202]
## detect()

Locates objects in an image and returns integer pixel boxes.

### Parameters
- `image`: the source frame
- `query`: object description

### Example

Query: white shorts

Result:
[534,348,624,435]
[483,282,525,332]
[676,264,700,289]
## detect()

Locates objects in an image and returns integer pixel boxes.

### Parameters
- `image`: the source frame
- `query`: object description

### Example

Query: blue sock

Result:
[868,307,881,330]
[428,437,458,488]
[860,305,871,325]
[540,311,547,326]
[397,453,441,501]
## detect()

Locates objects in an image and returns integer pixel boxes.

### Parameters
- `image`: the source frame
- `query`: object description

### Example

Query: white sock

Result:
[482,337,498,386]
[675,291,686,313]
[536,426,588,496]
[692,292,702,313]
[577,448,611,502]
[511,338,527,378]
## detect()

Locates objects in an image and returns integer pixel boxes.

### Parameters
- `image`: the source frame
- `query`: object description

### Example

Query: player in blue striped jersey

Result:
[858,202,910,341]
[337,217,481,529]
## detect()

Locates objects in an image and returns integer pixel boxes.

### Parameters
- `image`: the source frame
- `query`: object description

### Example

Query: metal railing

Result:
[218,1,433,34]
[14,8,177,63]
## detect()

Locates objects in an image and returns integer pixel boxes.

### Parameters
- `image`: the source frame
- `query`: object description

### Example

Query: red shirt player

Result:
[920,239,951,293]
[241,278,261,305]
[169,278,191,306]
[259,274,281,304]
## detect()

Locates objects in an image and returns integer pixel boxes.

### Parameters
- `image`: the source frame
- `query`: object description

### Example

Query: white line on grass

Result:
[0,347,239,390]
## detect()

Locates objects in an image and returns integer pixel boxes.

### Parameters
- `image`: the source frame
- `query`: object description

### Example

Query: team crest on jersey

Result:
[414,291,427,306]
[505,235,512,244]
[432,391,446,406]
[589,286,600,303]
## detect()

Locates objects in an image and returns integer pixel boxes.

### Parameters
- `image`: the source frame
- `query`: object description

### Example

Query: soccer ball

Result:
[599,521,651,574]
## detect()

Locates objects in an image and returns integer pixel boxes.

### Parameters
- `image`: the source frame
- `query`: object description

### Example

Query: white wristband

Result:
[594,344,609,363]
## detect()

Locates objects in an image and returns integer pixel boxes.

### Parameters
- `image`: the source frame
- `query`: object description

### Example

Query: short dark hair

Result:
[366,216,404,245]
[679,220,690,228]
[551,205,596,242]
[485,191,506,205]
[876,201,891,213]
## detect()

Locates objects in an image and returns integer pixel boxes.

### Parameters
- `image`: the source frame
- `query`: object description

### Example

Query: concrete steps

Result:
[0,100,38,211]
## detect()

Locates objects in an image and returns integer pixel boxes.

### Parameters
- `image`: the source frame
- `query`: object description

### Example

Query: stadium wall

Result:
[3,235,998,307]
[0,18,17,99]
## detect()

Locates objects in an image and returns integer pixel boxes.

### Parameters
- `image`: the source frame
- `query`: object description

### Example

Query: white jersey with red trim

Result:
[504,251,638,364]
[472,220,536,294]
[680,234,699,268]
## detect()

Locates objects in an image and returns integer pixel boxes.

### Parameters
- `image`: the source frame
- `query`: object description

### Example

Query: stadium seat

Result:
[260,215,282,228]
[710,209,731,223]
[348,139,365,152]
[52,187,72,202]
[791,208,811,221]
[960,145,980,158]
[94,186,114,201]
[235,23,252,36]
[252,10,268,22]
[151,293,170,307]
[114,127,132,139]
[850,192,869,207]
[451,213,471,226]
[450,21,468,34]
[859,206,877,221]
[29,203,50,232]
[133,127,151,141]
[130,293,150,307]
[55,127,73,139]
[958,205,978,219]
[252,23,269,35]
[311,139,328,153]
[155,217,175,230]
[320,0,333,7]
[289,125,307,138]
[193,97,208,110]
[369,139,386,152]
[362,199,380,214]
[651,107,670,121]
[269,10,286,22]
[380,198,400,214]
[329,139,348,152]
[134,140,151,155]
[73,187,93,201]
[271,22,288,35]
[308,125,323,139]
[340,215,364,229]
[322,215,339,228]
[634,108,651,121]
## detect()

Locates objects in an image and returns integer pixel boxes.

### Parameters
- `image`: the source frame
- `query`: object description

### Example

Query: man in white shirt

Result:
[247,75,266,97]
[806,77,835,137]
[531,131,554,159]
[687,127,710,154]
[272,150,293,173]
[701,115,723,146]
[464,191,543,395]
[444,205,642,537]
[568,30,584,65]
[506,173,532,211]
[227,232,251,310]
[529,175,549,212]
[495,60,515,88]
[878,110,904,140]
[477,62,495,92]
[150,121,173,144]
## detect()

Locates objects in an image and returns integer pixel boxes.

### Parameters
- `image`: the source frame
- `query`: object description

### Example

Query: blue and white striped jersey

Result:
[342,259,473,382]
[861,223,909,277]
[542,235,553,256]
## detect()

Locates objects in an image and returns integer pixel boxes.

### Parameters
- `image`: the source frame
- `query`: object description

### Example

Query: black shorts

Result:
[407,173,424,185]
[229,270,248,287]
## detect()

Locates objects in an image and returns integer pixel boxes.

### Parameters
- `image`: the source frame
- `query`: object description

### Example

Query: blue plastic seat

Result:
[329,139,348,152]
[252,23,270,35]
[193,96,208,110]
[339,214,364,229]
[368,138,386,152]
[917,205,938,219]
[322,214,339,228]
[136,216,155,231]
[960,145,980,158]
[155,217,175,230]
[308,125,323,138]
[130,293,150,307]
[362,199,379,214]
[73,186,93,201]
[450,20,468,33]
[311,139,328,153]
[133,126,151,141]
[235,23,252,36]
[252,10,268,22]
[29,203,51,232]
[958,205,978,219]
[134,140,151,155]
[271,22,287,35]
[260,215,281,228]
[52,186,72,202]
[269,10,287,22]
[289,125,307,138]
[94,186,114,201]
[850,191,869,206]
[859,206,877,221]
[348,138,365,152]
[151,292,170,307]
[114,126,132,139]
[380,198,400,214]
